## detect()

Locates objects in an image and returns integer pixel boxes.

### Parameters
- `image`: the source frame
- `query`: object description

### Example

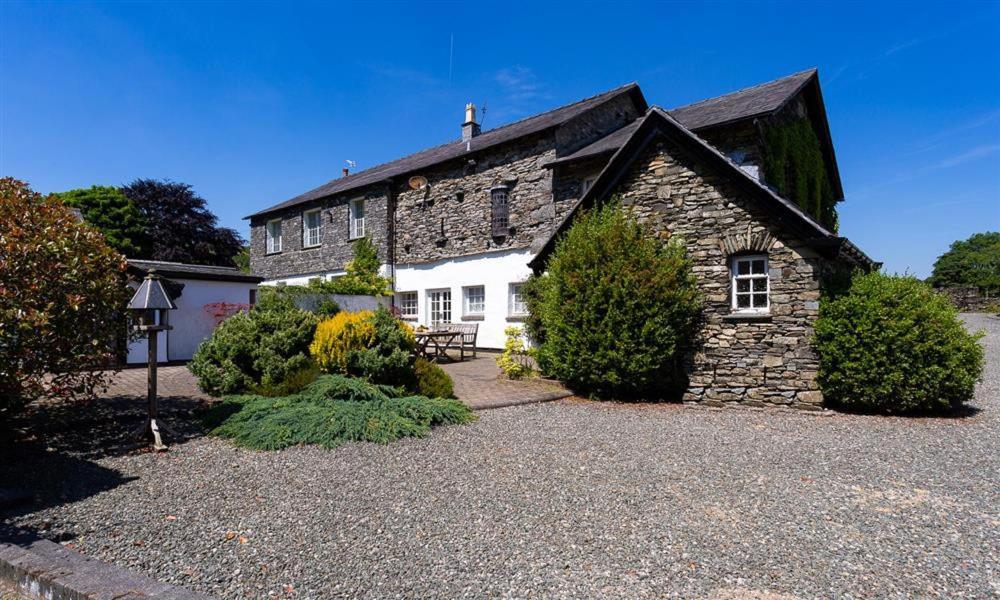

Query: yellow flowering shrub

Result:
[310,310,375,374]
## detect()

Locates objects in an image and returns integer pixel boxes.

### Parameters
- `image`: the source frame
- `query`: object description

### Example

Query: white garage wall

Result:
[393,248,533,349]
[127,278,258,364]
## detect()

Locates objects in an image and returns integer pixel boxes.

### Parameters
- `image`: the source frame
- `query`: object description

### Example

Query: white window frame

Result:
[396,291,418,319]
[731,254,770,313]
[581,175,597,196]
[349,198,365,239]
[265,218,282,254]
[427,288,452,324]
[508,282,528,317]
[302,209,322,248]
[463,285,486,317]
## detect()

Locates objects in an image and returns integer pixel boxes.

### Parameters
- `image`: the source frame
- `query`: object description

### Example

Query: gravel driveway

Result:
[3,315,998,598]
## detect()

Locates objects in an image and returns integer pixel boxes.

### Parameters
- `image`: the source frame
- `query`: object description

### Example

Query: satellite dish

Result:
[408,175,428,191]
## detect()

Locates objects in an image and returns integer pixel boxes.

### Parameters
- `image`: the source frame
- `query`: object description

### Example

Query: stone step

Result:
[0,536,211,600]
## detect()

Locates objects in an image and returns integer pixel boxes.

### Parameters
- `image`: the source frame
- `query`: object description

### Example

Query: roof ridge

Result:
[318,82,640,187]
[669,68,816,112]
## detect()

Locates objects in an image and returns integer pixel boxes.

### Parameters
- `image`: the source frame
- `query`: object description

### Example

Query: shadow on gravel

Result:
[0,394,210,529]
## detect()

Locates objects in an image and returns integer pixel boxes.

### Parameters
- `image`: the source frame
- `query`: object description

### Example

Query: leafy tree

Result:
[54,186,149,257]
[814,272,984,414]
[120,178,244,266]
[929,232,1000,294]
[531,201,701,399]
[0,178,131,420]
[232,246,251,273]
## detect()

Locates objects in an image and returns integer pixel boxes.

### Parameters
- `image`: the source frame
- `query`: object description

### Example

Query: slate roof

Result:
[529,107,878,271]
[546,69,819,168]
[668,68,816,130]
[247,83,647,219]
[127,259,263,283]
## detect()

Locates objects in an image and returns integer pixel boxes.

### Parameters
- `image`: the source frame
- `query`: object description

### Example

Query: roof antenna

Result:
[479,101,488,130]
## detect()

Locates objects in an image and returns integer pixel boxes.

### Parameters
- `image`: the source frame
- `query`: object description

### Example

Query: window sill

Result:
[461,314,485,321]
[506,314,529,322]
[265,251,282,256]
[348,235,366,241]
[723,312,772,323]
[400,316,418,321]
[302,243,321,250]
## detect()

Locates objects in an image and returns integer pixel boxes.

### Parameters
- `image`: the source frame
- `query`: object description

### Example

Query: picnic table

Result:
[414,329,463,362]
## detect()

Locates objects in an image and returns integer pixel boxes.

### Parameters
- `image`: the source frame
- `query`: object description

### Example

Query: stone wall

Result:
[555,93,641,155]
[938,286,995,312]
[249,187,390,280]
[393,134,558,264]
[612,137,831,409]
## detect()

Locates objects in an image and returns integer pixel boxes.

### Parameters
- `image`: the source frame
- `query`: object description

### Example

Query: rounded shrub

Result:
[188,298,319,396]
[814,272,984,414]
[311,307,416,388]
[532,201,701,399]
[413,358,455,398]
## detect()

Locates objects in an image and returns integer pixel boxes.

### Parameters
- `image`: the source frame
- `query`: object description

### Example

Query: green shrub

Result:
[203,374,474,450]
[250,362,320,397]
[413,358,455,398]
[531,202,701,399]
[346,306,416,387]
[316,299,341,318]
[496,326,533,380]
[188,300,319,396]
[814,272,984,414]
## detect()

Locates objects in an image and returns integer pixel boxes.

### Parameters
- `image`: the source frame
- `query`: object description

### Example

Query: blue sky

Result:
[2,1,998,277]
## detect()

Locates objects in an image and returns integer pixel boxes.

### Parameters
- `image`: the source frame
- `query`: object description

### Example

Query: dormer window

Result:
[490,185,509,236]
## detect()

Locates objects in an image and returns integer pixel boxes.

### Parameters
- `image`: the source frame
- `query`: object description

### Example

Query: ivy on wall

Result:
[762,119,839,231]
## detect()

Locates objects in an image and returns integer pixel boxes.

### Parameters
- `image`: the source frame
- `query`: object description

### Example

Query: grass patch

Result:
[202,374,475,450]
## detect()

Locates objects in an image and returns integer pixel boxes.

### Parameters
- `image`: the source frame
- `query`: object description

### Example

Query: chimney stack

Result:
[462,103,481,142]
[342,167,349,177]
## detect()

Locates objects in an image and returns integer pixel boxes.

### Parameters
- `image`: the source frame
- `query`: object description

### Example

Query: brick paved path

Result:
[105,357,570,410]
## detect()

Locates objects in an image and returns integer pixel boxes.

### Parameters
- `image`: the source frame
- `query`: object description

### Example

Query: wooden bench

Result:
[431,323,478,360]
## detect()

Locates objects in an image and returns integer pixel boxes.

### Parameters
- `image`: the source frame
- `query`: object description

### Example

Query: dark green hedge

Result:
[531,202,701,399]
[814,272,984,414]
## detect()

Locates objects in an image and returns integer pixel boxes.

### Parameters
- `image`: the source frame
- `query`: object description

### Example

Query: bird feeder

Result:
[127,269,175,451]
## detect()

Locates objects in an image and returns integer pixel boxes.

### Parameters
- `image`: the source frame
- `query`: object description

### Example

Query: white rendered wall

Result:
[261,269,346,286]
[393,248,534,349]
[127,279,258,363]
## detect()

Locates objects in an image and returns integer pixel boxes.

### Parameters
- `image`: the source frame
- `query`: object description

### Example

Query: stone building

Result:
[247,69,877,407]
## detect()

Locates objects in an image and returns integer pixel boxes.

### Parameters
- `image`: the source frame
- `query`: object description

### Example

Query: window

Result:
[581,175,597,196]
[349,198,365,239]
[731,255,769,312]
[396,291,418,319]
[265,219,282,253]
[509,282,528,316]
[463,285,485,317]
[428,289,452,324]
[490,185,509,236]
[303,209,322,247]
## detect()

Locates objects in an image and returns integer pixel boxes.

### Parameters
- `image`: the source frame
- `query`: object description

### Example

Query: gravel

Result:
[3,315,998,599]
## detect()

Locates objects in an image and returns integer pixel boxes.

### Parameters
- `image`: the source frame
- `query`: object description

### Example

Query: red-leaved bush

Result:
[0,178,131,420]
[203,302,250,327]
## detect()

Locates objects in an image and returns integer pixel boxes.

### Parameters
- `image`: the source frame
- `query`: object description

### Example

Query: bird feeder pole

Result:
[127,269,176,451]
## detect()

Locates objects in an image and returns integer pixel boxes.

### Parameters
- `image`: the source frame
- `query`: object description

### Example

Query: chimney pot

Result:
[342,168,349,177]
[462,102,481,142]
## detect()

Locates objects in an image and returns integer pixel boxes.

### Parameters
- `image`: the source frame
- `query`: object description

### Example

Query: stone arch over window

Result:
[718,224,777,256]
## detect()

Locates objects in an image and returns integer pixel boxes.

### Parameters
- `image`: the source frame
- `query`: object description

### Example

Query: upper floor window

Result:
[509,282,528,316]
[396,291,418,319]
[302,209,322,248]
[463,285,485,317]
[349,198,365,239]
[581,175,597,196]
[732,255,769,313]
[265,219,282,254]
[490,185,509,236]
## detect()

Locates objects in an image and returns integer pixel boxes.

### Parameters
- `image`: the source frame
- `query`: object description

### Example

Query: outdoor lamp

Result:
[127,269,176,451]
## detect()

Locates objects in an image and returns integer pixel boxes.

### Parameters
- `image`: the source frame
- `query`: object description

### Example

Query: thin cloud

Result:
[908,109,1000,154]
[490,66,553,122]
[934,144,1000,169]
